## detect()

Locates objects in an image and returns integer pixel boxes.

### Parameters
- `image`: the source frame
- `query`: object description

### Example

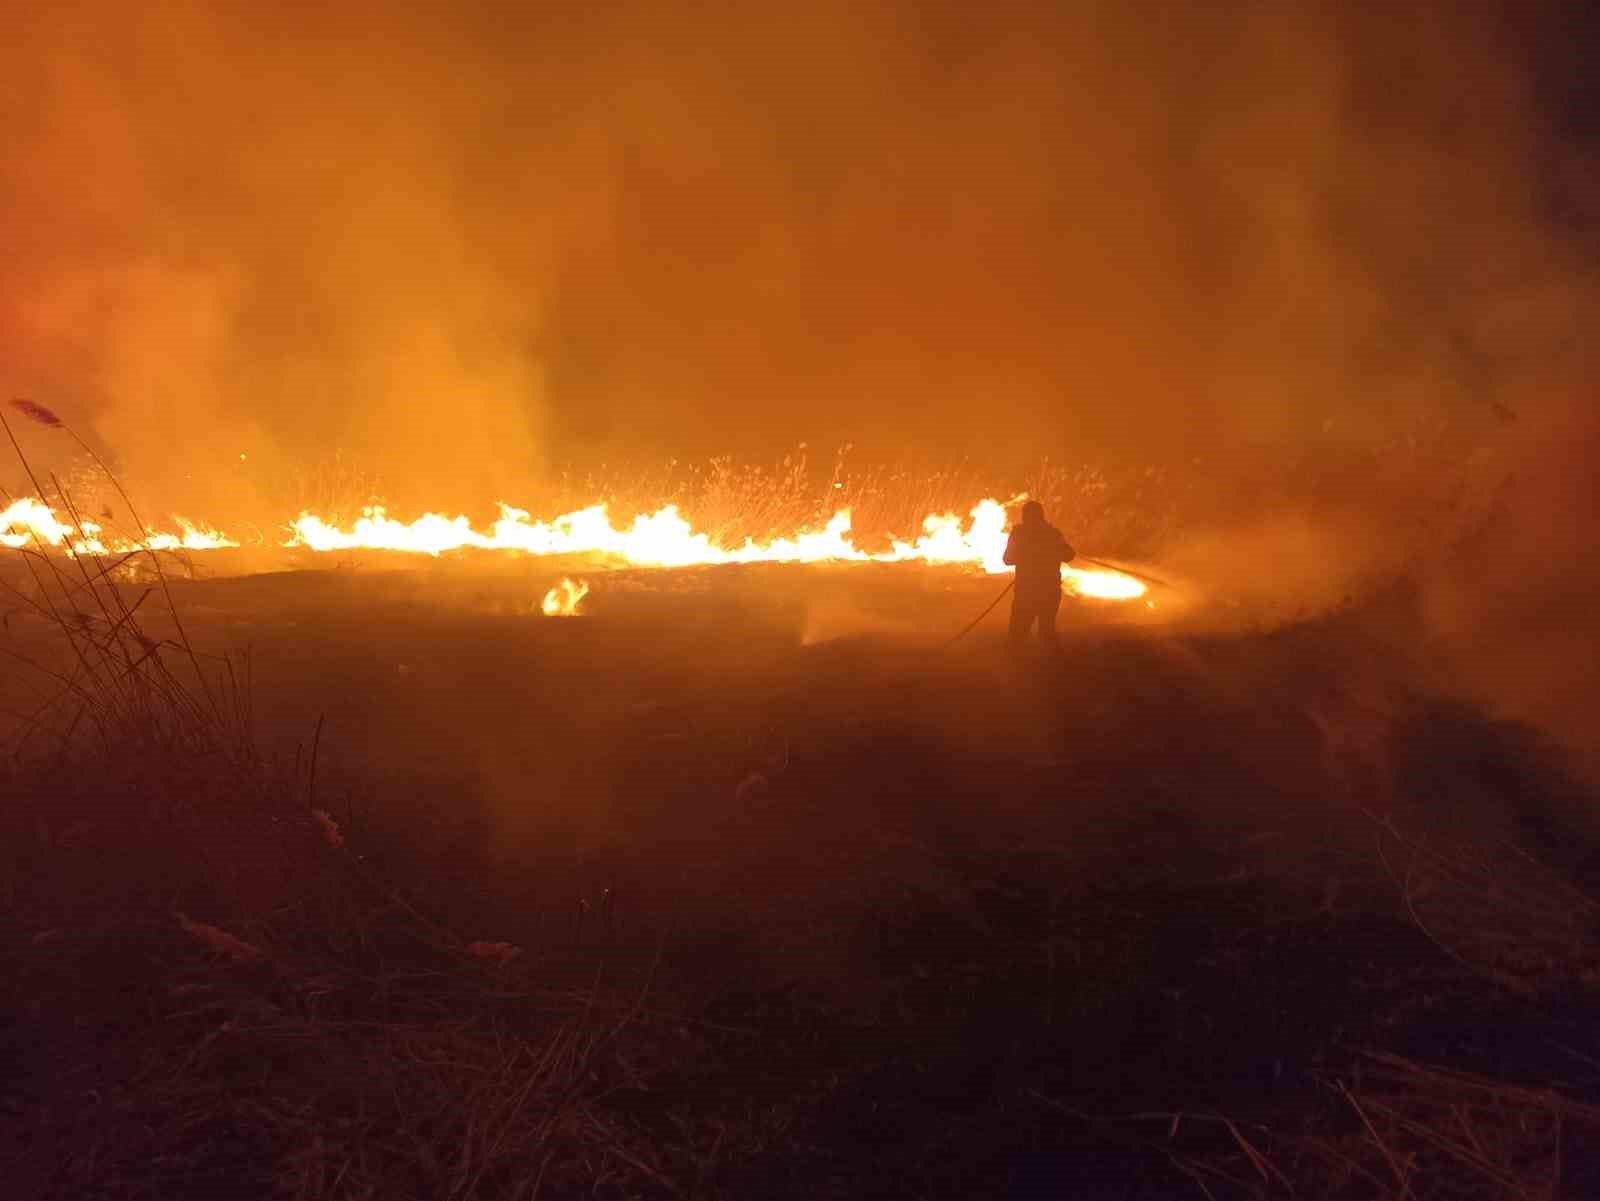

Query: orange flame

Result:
[288,498,1146,598]
[541,577,589,616]
[1,497,236,556]
[5,494,1146,599]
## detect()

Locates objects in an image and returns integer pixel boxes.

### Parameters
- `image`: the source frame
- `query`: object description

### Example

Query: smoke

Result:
[1417,386,1600,784]
[3,0,1598,811]
[3,2,555,520]
[5,1,1590,504]
[5,2,1598,766]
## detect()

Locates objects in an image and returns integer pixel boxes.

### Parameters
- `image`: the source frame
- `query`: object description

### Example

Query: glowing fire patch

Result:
[147,520,238,552]
[1,497,235,555]
[541,577,589,617]
[1063,565,1146,601]
[1,498,71,549]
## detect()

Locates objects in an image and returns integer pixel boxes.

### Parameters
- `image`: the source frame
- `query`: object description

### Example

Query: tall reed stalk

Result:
[1,399,249,766]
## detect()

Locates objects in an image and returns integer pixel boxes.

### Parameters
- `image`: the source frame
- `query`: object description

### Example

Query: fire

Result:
[1,498,73,550]
[541,577,589,617]
[146,520,238,552]
[288,497,1145,598]
[287,503,865,566]
[1,497,235,556]
[5,493,1146,600]
[1063,565,1146,601]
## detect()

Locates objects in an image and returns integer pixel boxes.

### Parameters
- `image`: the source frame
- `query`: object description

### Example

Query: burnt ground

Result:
[3,556,1600,1199]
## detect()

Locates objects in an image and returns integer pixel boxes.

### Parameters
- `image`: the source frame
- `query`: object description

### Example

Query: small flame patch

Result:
[541,577,589,617]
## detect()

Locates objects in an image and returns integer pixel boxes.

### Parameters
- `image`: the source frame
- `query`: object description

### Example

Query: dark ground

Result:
[4,555,1599,1199]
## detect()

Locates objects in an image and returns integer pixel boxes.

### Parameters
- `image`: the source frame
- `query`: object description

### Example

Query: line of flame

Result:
[288,498,1146,600]
[4,494,1146,600]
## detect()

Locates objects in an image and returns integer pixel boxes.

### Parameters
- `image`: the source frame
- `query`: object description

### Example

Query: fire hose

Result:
[941,558,1174,648]
[1073,556,1176,592]
[940,580,1014,648]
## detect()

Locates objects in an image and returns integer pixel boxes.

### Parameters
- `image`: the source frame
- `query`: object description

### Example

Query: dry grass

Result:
[1019,784,1600,1201]
[1312,1051,1600,1201]
[1368,810,1600,998]
[280,448,389,527]
[2,404,682,1199]
[1111,1059,1600,1201]
[525,446,1196,557]
[1,401,250,771]
[3,410,1584,1200]
[136,855,676,1201]
[1033,1007,1599,1200]
[5,785,681,1200]
[1167,821,1599,1201]
[169,416,1503,579]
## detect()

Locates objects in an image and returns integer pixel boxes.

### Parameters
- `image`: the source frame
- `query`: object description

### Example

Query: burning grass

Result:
[419,448,1194,562]
[1,406,684,1198]
[8,439,1164,599]
[0,403,251,768]
[4,408,1596,1199]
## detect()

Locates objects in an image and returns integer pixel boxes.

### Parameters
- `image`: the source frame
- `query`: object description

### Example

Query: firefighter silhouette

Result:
[1002,500,1075,651]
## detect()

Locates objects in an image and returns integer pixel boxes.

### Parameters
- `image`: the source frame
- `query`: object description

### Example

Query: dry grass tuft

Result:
[523,447,1196,556]
[2,404,683,1198]
[1368,810,1600,997]
[1,404,250,771]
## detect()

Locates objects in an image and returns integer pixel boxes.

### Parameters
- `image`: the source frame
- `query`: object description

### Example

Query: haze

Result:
[4,0,1597,763]
[5,3,1591,495]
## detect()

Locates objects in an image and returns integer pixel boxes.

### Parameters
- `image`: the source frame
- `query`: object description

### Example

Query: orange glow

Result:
[5,495,1146,599]
[1,497,236,556]
[288,497,1146,598]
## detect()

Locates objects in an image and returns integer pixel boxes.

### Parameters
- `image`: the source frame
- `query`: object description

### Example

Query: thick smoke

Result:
[6,2,1589,504]
[4,2,1597,767]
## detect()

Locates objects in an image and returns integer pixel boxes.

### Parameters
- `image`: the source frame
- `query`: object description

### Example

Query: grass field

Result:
[4,538,1599,1199]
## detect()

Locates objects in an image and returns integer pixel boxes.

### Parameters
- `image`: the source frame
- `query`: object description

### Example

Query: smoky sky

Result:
[3,0,1595,516]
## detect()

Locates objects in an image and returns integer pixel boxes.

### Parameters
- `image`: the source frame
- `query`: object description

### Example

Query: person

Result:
[1002,500,1075,653]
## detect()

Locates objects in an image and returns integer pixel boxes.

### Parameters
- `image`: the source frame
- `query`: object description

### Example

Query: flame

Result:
[146,518,238,552]
[5,493,1146,599]
[2,497,236,555]
[1,498,73,550]
[541,577,589,616]
[288,497,1145,598]
[1063,565,1147,601]
[287,503,866,566]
